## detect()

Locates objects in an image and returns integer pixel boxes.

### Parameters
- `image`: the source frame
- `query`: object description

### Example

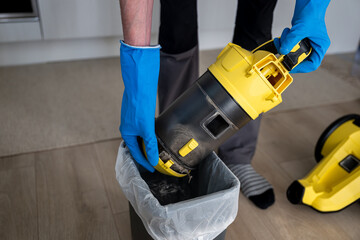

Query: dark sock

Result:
[228,164,275,209]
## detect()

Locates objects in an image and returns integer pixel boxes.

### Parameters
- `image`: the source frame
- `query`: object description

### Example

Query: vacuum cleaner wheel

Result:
[314,114,360,162]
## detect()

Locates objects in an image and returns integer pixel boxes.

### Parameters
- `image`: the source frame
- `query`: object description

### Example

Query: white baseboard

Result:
[0,29,358,67]
[0,37,121,66]
[0,31,234,66]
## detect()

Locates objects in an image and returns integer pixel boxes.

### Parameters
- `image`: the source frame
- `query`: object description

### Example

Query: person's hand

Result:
[274,0,331,73]
[120,41,160,172]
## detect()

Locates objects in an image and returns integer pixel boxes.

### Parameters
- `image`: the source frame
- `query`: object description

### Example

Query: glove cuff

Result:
[120,40,160,50]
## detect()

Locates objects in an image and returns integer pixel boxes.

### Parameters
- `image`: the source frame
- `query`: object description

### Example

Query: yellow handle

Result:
[281,38,312,71]
[252,38,312,71]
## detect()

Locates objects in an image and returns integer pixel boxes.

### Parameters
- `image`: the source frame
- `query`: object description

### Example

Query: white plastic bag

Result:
[115,141,240,240]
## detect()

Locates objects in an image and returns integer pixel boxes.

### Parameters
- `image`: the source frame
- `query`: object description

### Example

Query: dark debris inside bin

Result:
[141,171,200,205]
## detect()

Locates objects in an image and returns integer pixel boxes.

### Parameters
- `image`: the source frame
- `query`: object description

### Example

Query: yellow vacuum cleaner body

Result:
[287,114,360,212]
[143,39,311,177]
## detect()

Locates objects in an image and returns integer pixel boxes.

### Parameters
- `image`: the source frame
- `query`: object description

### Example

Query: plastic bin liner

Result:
[115,141,240,240]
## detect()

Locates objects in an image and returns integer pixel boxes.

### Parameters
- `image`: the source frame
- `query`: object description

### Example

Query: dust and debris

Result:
[141,170,199,205]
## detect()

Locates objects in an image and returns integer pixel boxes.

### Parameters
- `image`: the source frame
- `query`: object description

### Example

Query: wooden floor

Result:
[1,99,360,240]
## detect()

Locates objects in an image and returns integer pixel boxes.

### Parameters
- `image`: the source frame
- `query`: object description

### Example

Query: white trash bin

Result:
[115,141,240,240]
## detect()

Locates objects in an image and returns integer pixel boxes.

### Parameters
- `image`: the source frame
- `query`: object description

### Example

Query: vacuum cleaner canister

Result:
[142,39,311,177]
[287,114,360,212]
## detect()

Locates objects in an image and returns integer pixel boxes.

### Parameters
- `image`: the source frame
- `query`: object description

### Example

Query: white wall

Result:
[323,0,360,53]
[272,0,360,54]
[0,0,359,66]
[197,0,360,54]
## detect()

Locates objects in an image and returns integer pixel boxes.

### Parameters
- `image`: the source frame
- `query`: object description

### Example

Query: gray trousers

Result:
[157,0,276,165]
[157,45,262,165]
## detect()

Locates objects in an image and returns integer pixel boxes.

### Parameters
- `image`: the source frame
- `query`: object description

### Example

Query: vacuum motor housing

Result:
[147,40,311,177]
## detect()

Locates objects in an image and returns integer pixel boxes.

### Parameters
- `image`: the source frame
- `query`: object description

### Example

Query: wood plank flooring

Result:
[1,99,360,240]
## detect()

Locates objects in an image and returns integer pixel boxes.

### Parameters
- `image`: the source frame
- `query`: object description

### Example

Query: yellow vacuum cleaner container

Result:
[287,114,360,212]
[142,39,311,177]
[209,42,293,120]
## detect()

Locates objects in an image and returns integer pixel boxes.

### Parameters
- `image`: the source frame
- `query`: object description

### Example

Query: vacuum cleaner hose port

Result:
[287,181,305,204]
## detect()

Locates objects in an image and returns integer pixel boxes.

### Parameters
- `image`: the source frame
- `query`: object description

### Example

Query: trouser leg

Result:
[232,0,278,51]
[219,0,277,165]
[158,0,199,113]
[219,115,262,165]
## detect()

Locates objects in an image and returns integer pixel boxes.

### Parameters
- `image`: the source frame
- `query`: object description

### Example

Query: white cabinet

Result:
[38,0,123,40]
[0,22,42,43]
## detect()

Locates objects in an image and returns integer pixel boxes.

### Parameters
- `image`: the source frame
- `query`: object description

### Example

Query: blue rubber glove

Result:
[120,41,160,172]
[274,0,331,73]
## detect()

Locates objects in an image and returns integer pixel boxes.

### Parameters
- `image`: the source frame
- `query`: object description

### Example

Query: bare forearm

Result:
[119,0,154,46]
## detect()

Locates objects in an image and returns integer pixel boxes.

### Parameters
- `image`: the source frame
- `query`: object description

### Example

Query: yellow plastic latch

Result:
[154,160,187,177]
[179,138,199,157]
[141,140,187,177]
